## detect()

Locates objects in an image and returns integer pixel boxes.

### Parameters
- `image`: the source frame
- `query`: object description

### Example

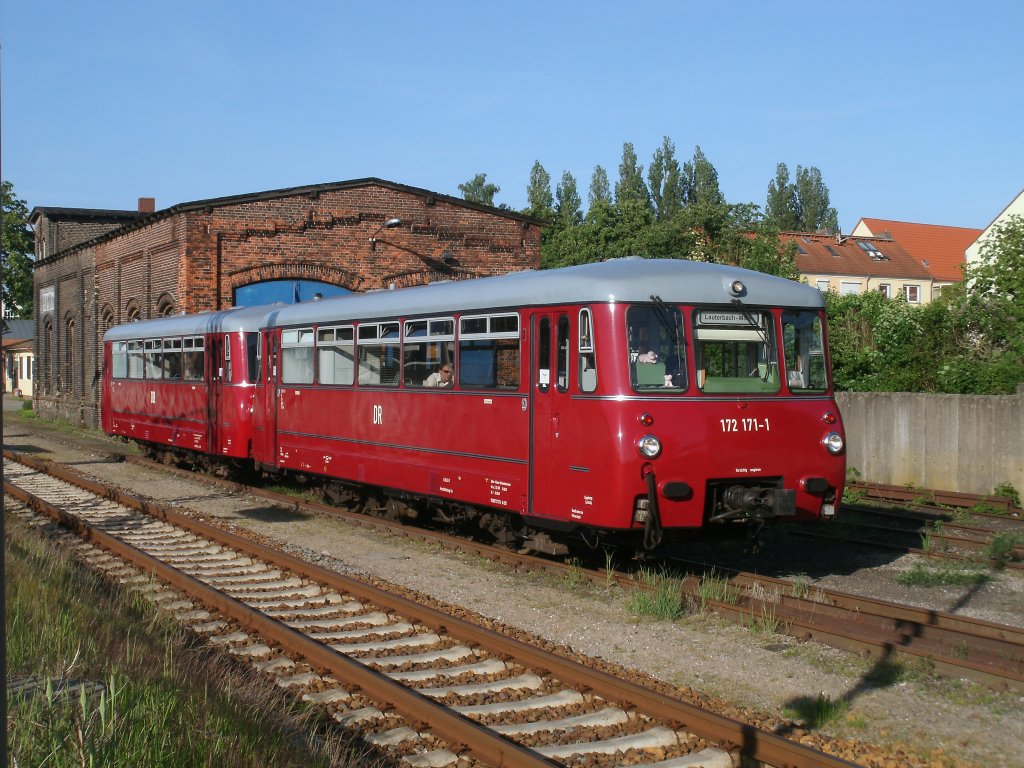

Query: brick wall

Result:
[38,180,541,428]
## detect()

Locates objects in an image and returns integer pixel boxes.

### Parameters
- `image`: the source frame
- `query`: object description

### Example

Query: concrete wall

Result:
[836,391,1024,496]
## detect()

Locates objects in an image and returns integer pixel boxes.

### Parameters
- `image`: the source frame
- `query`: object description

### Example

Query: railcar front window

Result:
[781,310,828,392]
[693,309,779,394]
[627,305,686,391]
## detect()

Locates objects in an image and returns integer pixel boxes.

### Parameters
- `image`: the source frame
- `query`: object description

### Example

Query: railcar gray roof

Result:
[103,303,280,342]
[265,258,823,329]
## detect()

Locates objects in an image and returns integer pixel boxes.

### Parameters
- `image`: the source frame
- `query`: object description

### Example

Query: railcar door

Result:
[257,331,281,469]
[210,334,228,455]
[529,312,573,519]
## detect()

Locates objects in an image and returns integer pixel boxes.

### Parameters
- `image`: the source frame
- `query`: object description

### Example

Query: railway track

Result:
[4,453,866,768]
[8,446,1024,698]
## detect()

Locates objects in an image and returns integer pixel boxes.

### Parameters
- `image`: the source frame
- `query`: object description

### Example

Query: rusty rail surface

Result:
[13,445,1024,692]
[848,480,1021,515]
[4,450,862,768]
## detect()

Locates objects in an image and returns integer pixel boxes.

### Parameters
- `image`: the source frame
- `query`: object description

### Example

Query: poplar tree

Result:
[614,142,651,210]
[765,163,800,230]
[682,145,724,206]
[525,161,554,221]
[587,165,613,221]
[555,171,583,229]
[647,136,684,221]
[794,165,839,233]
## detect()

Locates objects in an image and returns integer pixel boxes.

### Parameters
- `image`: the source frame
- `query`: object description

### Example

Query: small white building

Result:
[965,187,1024,267]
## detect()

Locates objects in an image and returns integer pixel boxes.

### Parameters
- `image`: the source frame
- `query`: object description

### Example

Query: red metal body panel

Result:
[104,375,212,452]
[268,385,531,513]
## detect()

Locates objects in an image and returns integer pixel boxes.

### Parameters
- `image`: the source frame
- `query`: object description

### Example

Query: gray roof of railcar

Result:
[264,258,823,329]
[103,303,280,342]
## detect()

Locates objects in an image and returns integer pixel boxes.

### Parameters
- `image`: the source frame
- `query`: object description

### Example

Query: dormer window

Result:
[856,240,886,260]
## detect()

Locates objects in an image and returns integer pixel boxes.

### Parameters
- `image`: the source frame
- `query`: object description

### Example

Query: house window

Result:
[857,240,885,259]
[904,285,921,303]
[877,284,891,298]
[839,281,862,295]
[815,279,830,292]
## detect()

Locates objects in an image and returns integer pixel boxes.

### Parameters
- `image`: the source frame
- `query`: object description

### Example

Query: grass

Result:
[984,533,1023,570]
[626,567,685,620]
[896,563,991,587]
[5,512,380,768]
[696,569,741,608]
[783,693,848,728]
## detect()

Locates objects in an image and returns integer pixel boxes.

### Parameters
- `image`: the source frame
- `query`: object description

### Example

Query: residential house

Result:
[2,319,35,397]
[780,232,935,304]
[851,218,981,299]
[964,187,1024,268]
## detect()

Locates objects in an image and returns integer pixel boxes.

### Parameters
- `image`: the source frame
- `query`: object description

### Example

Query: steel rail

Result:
[4,451,861,768]
[848,481,1021,515]
[3,479,556,768]
[10,446,1024,689]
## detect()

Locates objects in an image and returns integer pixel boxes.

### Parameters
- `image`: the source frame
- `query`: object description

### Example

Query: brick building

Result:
[30,178,543,426]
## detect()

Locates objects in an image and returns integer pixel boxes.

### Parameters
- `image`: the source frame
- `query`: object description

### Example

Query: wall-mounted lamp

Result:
[369,217,402,250]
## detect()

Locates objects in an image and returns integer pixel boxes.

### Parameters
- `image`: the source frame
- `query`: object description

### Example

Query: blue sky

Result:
[3,1,1022,231]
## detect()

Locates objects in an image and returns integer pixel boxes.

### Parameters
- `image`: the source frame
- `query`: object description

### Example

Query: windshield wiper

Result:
[730,297,769,346]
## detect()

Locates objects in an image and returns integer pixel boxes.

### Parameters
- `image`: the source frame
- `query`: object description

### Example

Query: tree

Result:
[764,163,799,230]
[2,180,34,319]
[682,145,723,207]
[525,161,553,221]
[794,165,839,233]
[458,173,500,206]
[587,165,612,217]
[764,164,839,232]
[554,171,582,230]
[613,142,651,210]
[647,136,685,221]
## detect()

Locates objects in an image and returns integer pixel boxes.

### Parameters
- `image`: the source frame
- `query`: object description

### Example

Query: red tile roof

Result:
[854,218,982,283]
[781,232,933,280]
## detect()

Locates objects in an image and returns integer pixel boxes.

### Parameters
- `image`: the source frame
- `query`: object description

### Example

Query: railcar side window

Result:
[404,317,455,387]
[692,309,779,394]
[144,339,162,379]
[246,333,261,384]
[112,341,128,379]
[536,318,551,392]
[127,340,144,379]
[459,313,520,390]
[556,315,570,392]
[317,326,355,386]
[627,306,687,391]
[357,322,400,386]
[579,308,597,393]
[281,328,315,384]
[224,335,233,383]
[781,311,828,393]
[183,336,205,381]
[162,338,182,380]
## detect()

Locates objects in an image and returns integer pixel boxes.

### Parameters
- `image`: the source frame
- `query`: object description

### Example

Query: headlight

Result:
[823,432,844,455]
[638,435,662,458]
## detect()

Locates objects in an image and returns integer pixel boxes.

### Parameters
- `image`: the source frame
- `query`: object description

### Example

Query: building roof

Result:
[33,178,548,267]
[781,232,933,281]
[853,218,982,283]
[2,319,35,341]
[27,207,143,226]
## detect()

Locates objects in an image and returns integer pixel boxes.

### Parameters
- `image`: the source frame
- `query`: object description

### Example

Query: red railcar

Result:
[102,259,846,553]
[102,305,270,470]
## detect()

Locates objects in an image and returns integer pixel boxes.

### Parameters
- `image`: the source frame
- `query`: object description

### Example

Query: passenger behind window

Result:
[424,363,454,388]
